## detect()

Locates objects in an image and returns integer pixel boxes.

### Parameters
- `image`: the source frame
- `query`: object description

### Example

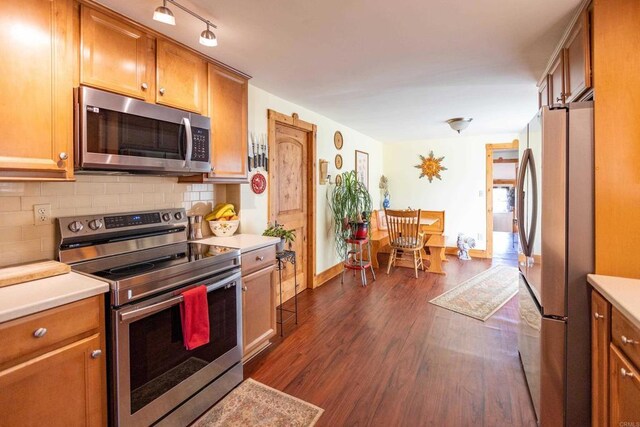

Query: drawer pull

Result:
[91,349,102,359]
[621,335,638,345]
[33,327,47,338]
[256,256,264,261]
[621,368,635,378]
[594,312,604,320]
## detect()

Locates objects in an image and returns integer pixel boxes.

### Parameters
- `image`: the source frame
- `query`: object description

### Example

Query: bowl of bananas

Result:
[206,203,240,237]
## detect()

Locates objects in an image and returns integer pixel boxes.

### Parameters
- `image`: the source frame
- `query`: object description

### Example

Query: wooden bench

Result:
[424,235,446,275]
[368,209,445,269]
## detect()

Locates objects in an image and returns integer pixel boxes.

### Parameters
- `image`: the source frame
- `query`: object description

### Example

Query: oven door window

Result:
[86,108,186,160]
[127,285,237,414]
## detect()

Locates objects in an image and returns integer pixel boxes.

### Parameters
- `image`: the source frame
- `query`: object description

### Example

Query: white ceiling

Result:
[97,0,581,142]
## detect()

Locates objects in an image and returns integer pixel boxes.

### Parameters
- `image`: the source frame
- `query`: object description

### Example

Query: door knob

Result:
[91,349,102,359]
[594,312,604,320]
[621,368,634,378]
[59,152,68,160]
[141,83,148,90]
[159,87,165,95]
[33,327,47,338]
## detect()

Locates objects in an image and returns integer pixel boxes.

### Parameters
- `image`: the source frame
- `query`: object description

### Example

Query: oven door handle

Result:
[119,270,242,323]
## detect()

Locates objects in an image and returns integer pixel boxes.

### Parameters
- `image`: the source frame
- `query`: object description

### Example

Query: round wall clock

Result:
[251,172,267,194]
[334,131,343,150]
[335,154,343,170]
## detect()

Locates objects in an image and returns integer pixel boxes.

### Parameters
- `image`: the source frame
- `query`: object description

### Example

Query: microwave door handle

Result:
[516,149,531,256]
[119,270,242,323]
[527,150,538,257]
[183,117,193,169]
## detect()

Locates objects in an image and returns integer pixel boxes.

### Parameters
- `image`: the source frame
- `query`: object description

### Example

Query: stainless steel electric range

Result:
[57,208,243,427]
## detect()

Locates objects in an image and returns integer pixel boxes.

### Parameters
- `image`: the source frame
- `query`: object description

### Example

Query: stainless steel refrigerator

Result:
[516,102,593,426]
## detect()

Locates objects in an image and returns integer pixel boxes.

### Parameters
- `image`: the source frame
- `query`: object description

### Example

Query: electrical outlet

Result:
[33,204,51,225]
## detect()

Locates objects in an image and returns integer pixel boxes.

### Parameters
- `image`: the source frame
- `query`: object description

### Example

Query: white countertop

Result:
[0,271,109,323]
[588,274,640,330]
[193,234,280,253]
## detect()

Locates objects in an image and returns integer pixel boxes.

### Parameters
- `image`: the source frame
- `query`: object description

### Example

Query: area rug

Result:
[429,265,518,321]
[192,378,324,427]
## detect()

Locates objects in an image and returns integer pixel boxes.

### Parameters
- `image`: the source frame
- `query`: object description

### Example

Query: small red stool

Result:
[342,238,376,287]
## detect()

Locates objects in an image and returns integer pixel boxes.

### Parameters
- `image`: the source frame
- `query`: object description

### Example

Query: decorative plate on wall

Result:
[335,174,343,186]
[415,151,447,183]
[251,172,267,194]
[334,131,343,150]
[335,154,343,170]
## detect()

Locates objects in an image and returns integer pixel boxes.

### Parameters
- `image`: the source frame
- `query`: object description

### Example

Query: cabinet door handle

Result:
[33,327,47,338]
[159,87,165,95]
[242,286,248,292]
[256,256,264,261]
[91,349,102,359]
[621,335,638,345]
[141,83,148,90]
[594,312,604,320]
[621,368,635,378]
[59,152,68,161]
[556,96,563,102]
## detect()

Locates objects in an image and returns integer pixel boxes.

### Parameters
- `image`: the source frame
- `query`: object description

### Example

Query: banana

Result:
[214,204,235,219]
[204,211,217,221]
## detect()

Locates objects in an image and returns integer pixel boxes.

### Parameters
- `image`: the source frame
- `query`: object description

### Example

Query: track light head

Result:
[153,1,176,25]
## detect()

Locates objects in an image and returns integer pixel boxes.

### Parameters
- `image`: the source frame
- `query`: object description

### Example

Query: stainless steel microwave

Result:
[74,86,211,175]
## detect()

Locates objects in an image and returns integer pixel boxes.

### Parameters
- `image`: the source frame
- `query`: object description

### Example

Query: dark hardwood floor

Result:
[244,256,537,426]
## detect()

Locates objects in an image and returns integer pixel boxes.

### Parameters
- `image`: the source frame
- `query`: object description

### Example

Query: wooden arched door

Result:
[268,110,316,302]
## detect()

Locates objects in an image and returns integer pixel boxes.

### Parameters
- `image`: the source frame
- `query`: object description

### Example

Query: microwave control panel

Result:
[191,127,210,162]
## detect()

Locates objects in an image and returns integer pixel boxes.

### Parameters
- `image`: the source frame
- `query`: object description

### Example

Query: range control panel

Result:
[58,208,187,239]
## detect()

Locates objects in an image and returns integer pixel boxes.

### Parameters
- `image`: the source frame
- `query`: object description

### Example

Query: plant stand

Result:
[342,238,376,287]
[275,250,298,336]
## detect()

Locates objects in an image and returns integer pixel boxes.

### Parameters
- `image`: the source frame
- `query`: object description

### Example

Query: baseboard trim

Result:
[444,246,488,259]
[313,262,343,288]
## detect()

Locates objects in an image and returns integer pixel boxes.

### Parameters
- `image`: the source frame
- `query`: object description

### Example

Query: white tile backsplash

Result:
[0,175,220,267]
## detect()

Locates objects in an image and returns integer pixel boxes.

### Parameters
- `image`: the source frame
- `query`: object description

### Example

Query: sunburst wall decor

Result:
[415,151,447,182]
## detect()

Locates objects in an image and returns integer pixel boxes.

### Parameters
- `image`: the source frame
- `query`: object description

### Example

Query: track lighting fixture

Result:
[153,0,218,47]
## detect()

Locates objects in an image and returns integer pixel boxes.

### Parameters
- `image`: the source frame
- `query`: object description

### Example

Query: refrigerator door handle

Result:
[517,149,531,256]
[527,149,538,257]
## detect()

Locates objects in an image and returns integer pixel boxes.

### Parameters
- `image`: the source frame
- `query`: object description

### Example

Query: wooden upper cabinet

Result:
[538,76,549,109]
[80,6,155,102]
[208,63,249,181]
[549,52,565,105]
[156,39,207,114]
[564,9,591,102]
[591,291,611,427]
[0,0,75,180]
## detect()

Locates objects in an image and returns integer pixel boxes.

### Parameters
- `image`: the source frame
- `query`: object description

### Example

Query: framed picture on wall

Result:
[355,150,369,190]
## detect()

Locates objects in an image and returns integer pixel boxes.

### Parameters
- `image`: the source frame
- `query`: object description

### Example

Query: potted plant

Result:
[328,170,373,256]
[263,222,296,252]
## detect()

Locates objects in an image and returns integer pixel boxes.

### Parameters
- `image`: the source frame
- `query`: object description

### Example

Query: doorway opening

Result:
[267,110,316,304]
[485,140,519,259]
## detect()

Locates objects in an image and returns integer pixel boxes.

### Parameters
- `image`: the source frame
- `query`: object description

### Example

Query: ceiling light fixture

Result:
[200,24,218,47]
[153,0,219,47]
[446,117,473,134]
[153,1,176,26]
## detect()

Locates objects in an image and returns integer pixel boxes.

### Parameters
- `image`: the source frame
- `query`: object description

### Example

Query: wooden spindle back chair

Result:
[384,209,425,278]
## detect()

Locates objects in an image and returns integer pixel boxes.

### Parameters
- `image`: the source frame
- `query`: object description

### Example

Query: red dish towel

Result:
[180,285,210,350]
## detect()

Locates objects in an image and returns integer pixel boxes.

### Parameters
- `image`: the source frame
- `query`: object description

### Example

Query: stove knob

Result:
[88,219,103,230]
[174,212,183,220]
[162,213,171,222]
[68,221,83,233]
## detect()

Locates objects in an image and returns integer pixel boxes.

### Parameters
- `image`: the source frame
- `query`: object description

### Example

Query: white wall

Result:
[241,85,384,274]
[383,133,517,249]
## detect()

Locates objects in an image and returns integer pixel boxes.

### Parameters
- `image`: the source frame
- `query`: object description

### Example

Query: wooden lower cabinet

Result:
[0,296,106,426]
[0,334,105,426]
[609,345,640,426]
[242,260,277,361]
[591,290,610,427]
